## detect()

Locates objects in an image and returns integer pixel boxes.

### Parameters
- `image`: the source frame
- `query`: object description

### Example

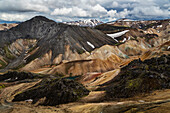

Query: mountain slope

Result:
[0,16,116,70]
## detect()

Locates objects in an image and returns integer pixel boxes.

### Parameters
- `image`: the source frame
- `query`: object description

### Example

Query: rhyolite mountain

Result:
[0,16,116,50]
[0,16,117,70]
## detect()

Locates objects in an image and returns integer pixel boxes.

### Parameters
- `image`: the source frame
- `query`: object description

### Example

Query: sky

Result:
[0,0,169,22]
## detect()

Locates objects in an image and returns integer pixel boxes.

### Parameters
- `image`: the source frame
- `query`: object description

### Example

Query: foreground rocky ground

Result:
[1,89,170,113]
[101,55,170,99]
[0,54,169,113]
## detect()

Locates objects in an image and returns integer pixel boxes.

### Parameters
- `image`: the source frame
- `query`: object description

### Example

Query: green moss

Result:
[126,78,143,89]
[16,91,23,95]
[115,42,124,46]
[0,60,7,69]
[145,65,149,70]
[77,49,85,54]
[55,72,64,77]
[0,84,6,89]
[4,46,15,60]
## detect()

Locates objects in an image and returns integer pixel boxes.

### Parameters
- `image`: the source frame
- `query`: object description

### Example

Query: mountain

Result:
[0,16,116,71]
[0,16,169,112]
[95,19,170,43]
[63,19,103,27]
[106,18,170,29]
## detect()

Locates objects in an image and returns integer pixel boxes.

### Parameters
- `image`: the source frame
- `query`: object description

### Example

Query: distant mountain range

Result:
[63,19,103,27]
[0,20,20,24]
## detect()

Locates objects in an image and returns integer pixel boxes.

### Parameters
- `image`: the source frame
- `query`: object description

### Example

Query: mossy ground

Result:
[4,46,15,60]
[13,77,89,106]
[0,59,7,69]
[99,55,170,99]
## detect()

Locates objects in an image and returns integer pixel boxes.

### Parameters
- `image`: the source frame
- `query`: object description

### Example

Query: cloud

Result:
[0,0,50,13]
[51,8,72,15]
[111,1,119,7]
[107,10,117,17]
[0,13,35,21]
[130,6,170,19]
[0,0,169,22]
[51,7,89,17]
[92,4,107,12]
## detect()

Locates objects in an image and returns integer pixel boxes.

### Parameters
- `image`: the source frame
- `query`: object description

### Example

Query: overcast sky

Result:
[0,0,169,22]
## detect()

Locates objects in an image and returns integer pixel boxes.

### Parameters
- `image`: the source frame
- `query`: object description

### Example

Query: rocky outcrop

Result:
[13,77,89,106]
[0,71,37,82]
[100,55,170,99]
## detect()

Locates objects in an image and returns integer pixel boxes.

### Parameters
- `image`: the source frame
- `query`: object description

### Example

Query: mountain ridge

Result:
[0,16,117,70]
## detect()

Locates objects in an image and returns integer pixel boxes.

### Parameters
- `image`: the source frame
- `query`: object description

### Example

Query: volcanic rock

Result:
[0,71,36,82]
[99,55,170,99]
[13,77,89,106]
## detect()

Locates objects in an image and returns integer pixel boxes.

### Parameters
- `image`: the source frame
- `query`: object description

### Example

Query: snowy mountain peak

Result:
[63,19,103,27]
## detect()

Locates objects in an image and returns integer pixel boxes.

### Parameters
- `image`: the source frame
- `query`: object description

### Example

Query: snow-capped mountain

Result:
[63,19,103,27]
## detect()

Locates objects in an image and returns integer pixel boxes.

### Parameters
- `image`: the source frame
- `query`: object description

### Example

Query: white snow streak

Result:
[87,41,95,48]
[128,36,131,40]
[82,47,86,51]
[113,38,118,42]
[122,38,126,42]
[107,30,129,38]
[157,25,162,27]
[25,99,33,102]
[168,46,170,49]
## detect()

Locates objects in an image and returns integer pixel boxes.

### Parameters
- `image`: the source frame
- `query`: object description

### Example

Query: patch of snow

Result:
[128,36,131,40]
[122,38,126,42]
[113,38,118,42]
[5,78,11,81]
[82,47,86,51]
[107,30,129,38]
[138,100,145,103]
[64,19,103,27]
[168,46,170,49]
[25,99,33,102]
[157,25,162,27]
[87,41,95,48]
